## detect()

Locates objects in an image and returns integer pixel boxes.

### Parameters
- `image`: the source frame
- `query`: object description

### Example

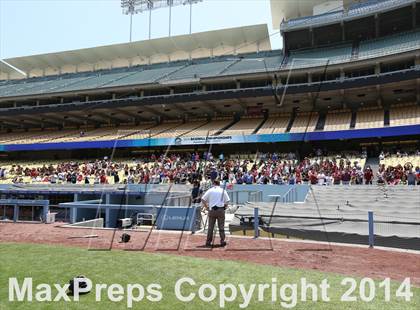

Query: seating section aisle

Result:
[257,115,290,134]
[221,56,283,76]
[182,118,233,137]
[289,113,319,133]
[153,120,209,138]
[221,117,264,136]
[164,60,235,81]
[129,122,182,140]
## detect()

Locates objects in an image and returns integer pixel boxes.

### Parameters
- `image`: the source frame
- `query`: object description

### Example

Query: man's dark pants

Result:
[206,208,225,244]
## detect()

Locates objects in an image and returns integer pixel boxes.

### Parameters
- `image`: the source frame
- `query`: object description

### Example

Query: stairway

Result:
[285,108,298,132]
[253,115,268,134]
[315,112,327,131]
[364,156,380,180]
[351,41,360,60]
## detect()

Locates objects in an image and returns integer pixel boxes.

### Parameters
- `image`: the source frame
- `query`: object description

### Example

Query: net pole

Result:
[368,211,374,248]
[169,3,172,36]
[129,13,133,42]
[254,207,259,238]
[149,9,152,39]
[189,1,192,34]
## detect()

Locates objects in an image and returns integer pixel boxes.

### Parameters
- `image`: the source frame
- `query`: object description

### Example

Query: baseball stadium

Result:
[0,0,419,309]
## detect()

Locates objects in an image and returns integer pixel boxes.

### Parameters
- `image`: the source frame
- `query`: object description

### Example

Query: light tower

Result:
[121,0,203,42]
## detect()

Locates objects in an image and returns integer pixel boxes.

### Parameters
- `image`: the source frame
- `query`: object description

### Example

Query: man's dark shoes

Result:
[205,243,212,247]
[220,241,227,247]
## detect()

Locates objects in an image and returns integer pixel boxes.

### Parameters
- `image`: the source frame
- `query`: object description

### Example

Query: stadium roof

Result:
[0,24,271,80]
[270,0,327,28]
[270,0,357,29]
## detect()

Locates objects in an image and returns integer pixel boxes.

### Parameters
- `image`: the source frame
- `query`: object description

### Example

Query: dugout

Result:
[60,199,202,231]
[0,199,49,222]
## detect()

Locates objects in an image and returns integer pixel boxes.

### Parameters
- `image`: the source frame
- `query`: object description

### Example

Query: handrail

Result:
[281,186,298,203]
[228,189,263,204]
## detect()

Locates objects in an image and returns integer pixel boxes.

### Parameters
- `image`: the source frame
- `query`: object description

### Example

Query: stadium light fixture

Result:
[121,0,203,41]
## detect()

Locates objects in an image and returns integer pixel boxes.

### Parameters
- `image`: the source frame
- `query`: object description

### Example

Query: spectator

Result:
[364,167,373,185]
[1,150,417,186]
[191,180,201,203]
[407,170,416,186]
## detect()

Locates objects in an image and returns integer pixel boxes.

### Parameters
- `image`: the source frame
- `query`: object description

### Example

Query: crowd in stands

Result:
[1,149,419,186]
[377,150,420,185]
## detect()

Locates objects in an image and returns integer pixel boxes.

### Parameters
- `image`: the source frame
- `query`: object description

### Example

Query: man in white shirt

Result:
[201,179,230,247]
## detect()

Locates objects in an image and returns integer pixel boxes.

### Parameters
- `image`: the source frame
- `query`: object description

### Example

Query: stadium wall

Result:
[230,184,309,203]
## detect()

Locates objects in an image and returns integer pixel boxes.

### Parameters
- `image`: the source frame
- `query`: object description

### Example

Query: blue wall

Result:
[1,125,419,152]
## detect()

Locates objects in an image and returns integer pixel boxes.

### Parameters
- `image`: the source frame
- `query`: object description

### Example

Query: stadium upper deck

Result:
[281,0,420,51]
[0,28,419,100]
[0,1,418,153]
[280,0,416,32]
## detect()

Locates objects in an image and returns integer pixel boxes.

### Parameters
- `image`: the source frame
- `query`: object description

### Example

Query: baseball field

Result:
[0,223,419,309]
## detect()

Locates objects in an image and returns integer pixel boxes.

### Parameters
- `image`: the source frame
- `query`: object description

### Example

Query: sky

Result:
[0,0,281,59]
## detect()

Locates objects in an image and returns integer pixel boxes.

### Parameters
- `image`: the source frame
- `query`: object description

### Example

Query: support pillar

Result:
[254,207,259,238]
[13,205,18,223]
[43,204,49,223]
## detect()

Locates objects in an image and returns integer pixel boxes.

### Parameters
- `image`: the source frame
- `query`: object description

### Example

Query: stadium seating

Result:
[4,130,81,144]
[53,127,121,142]
[105,66,184,87]
[164,60,235,81]
[0,131,42,144]
[128,122,182,139]
[0,56,280,98]
[348,0,412,17]
[323,110,352,131]
[1,28,419,98]
[355,108,384,129]
[0,119,235,144]
[309,154,366,171]
[380,154,420,168]
[2,149,420,186]
[282,11,343,29]
[282,0,412,30]
[0,152,371,185]
[221,117,264,136]
[283,29,420,68]
[358,30,420,60]
[284,44,353,68]
[389,103,420,127]
[221,56,283,76]
[182,118,233,137]
[0,75,92,97]
[289,113,318,133]
[256,115,290,134]
[152,120,208,138]
[0,103,417,146]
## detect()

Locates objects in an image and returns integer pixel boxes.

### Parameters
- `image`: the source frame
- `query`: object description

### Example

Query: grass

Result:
[0,243,418,309]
